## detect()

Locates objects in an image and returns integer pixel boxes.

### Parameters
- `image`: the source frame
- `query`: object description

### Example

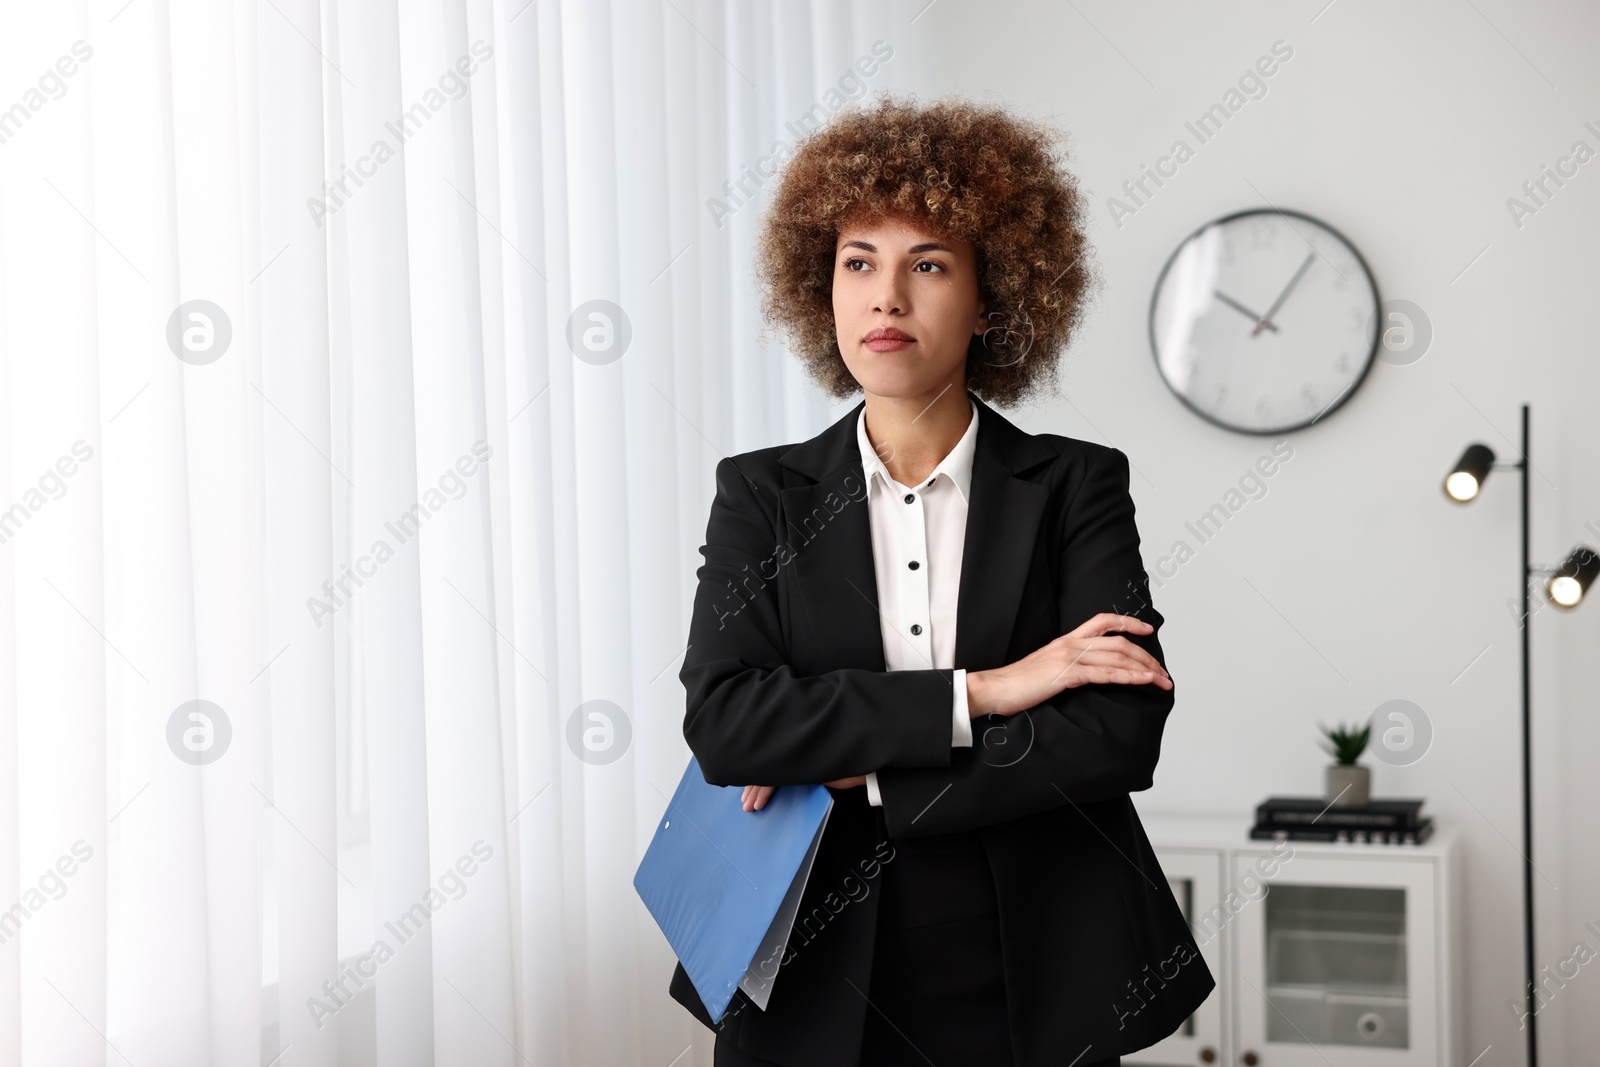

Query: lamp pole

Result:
[1455,402,1599,1066]
[1516,402,1536,1067]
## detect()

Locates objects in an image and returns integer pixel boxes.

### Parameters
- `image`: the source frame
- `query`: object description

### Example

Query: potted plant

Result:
[1318,721,1372,806]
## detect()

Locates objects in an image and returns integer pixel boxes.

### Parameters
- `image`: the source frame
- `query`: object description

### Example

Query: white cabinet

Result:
[1127,813,1462,1067]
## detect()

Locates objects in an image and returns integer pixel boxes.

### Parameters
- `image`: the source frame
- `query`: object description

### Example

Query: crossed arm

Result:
[680,446,1175,839]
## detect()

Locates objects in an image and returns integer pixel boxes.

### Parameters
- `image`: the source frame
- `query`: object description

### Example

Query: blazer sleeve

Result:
[680,455,959,787]
[871,446,1175,838]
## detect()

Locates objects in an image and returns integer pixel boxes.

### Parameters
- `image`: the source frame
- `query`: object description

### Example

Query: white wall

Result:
[897,1,1600,1063]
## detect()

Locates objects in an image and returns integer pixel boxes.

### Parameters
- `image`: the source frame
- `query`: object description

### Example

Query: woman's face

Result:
[831,211,986,400]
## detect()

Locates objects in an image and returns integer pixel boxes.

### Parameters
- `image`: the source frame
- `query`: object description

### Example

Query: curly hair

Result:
[755,95,1100,407]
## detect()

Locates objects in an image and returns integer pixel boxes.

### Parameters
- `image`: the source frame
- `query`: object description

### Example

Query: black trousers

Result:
[714,828,1121,1067]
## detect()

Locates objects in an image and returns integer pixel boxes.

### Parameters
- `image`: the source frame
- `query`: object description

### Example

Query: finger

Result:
[1105,666,1161,685]
[1111,665,1171,688]
[1107,637,1169,675]
[1075,635,1167,676]
[1108,653,1171,684]
[1077,663,1165,687]
[1067,612,1153,639]
[1066,647,1170,680]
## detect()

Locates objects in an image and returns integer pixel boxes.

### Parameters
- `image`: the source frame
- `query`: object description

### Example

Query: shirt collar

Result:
[856,395,980,504]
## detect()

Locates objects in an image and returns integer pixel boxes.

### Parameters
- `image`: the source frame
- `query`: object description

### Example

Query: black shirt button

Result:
[903,493,915,504]
[907,560,920,570]
[910,623,922,635]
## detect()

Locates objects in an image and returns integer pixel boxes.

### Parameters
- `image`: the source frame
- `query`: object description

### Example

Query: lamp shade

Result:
[1546,545,1600,608]
[1444,443,1496,502]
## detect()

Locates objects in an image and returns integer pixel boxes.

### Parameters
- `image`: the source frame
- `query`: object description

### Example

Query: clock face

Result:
[1149,208,1380,435]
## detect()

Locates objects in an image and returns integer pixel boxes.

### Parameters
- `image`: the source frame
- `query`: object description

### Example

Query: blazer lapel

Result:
[954,429,1052,670]
[777,390,1058,675]
[777,422,886,673]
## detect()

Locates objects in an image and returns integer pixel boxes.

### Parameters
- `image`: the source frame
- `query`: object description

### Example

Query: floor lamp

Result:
[1443,403,1600,1067]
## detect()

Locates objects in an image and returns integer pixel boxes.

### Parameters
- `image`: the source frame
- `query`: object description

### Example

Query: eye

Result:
[913,259,946,273]
[842,256,871,272]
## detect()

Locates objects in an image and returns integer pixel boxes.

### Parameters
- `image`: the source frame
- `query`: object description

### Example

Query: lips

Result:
[863,326,915,351]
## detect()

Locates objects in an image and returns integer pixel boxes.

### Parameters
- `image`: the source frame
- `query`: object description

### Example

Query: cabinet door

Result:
[1230,849,1437,1067]
[1126,848,1226,1067]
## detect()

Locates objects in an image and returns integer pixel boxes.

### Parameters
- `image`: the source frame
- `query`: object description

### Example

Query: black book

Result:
[1249,816,1434,846]
[1255,796,1425,831]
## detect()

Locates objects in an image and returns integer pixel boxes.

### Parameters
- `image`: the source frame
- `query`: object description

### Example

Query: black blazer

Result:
[668,389,1214,1066]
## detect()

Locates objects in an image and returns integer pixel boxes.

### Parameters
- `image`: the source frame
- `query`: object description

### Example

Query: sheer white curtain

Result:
[0,0,915,1063]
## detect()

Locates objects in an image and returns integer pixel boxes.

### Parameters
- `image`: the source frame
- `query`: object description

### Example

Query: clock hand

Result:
[1213,290,1281,333]
[1251,251,1315,337]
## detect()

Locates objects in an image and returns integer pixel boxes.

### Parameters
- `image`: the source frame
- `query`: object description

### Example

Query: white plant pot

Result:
[1325,763,1370,806]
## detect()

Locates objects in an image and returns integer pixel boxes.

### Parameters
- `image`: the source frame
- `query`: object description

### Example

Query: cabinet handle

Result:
[1241,1053,1259,1066]
[1199,1047,1217,1063]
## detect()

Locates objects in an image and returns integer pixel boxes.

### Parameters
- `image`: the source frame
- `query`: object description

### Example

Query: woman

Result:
[669,98,1214,1067]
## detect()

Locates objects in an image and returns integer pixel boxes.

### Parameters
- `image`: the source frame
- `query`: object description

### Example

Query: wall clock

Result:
[1149,207,1380,435]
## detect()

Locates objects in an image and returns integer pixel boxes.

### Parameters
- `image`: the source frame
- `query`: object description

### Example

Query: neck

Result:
[861,382,973,487]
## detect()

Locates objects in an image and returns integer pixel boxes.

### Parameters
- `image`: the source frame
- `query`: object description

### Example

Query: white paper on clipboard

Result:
[737,800,833,1010]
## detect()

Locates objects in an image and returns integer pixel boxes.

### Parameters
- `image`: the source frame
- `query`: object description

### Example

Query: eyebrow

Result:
[841,239,957,254]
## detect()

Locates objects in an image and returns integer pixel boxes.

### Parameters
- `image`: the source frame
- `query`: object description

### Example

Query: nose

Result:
[872,269,908,316]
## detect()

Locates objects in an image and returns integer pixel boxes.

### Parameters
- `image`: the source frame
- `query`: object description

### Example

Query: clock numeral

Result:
[1348,306,1365,333]
[1251,219,1275,249]
[1302,384,1319,409]
[1335,351,1351,373]
[1255,396,1272,419]
[1211,384,1229,409]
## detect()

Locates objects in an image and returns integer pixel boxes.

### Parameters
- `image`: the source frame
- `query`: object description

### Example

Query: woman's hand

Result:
[966,612,1172,719]
[741,776,866,812]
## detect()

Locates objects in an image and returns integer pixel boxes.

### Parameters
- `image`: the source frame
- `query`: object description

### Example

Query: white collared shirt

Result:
[857,396,978,807]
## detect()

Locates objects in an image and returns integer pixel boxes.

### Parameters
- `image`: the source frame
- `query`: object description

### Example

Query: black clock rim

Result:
[1146,205,1382,437]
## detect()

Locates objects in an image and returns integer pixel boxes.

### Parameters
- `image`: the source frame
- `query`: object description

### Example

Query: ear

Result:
[972,299,989,337]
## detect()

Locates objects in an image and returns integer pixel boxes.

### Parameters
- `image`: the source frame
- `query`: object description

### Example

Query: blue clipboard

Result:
[634,755,834,1023]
